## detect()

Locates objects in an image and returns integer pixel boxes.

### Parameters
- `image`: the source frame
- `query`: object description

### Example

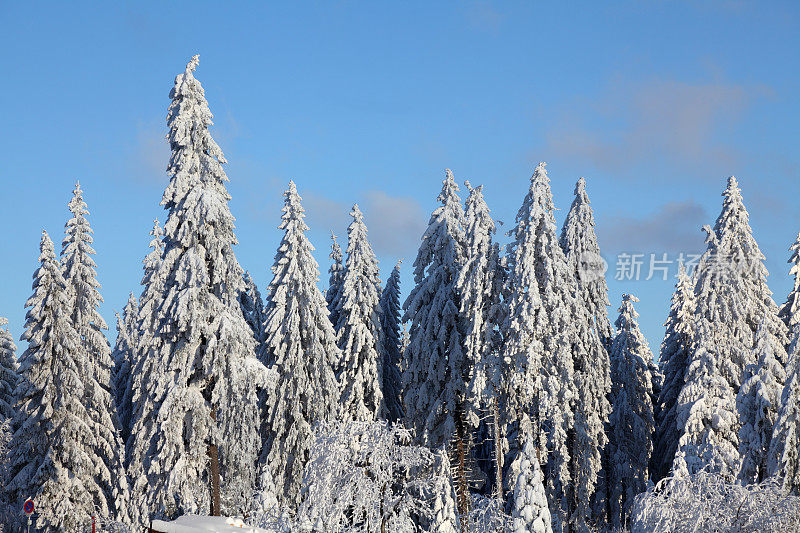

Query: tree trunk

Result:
[492,396,503,504]
[208,406,221,516]
[453,407,471,532]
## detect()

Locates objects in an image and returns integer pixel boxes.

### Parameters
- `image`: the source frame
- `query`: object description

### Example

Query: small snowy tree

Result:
[297,421,458,533]
[259,181,340,507]
[769,347,800,494]
[768,230,800,494]
[112,292,139,442]
[737,317,787,484]
[559,176,613,348]
[652,262,695,482]
[60,181,130,523]
[124,218,163,462]
[402,169,467,449]
[0,317,18,422]
[335,204,384,422]
[673,312,740,480]
[5,232,112,530]
[631,471,800,533]
[127,56,269,522]
[607,294,655,529]
[380,261,404,423]
[510,419,552,533]
[327,231,345,329]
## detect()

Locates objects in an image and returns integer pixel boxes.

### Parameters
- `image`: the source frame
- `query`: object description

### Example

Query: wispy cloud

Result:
[465,1,504,32]
[303,189,427,260]
[598,200,708,254]
[545,77,773,179]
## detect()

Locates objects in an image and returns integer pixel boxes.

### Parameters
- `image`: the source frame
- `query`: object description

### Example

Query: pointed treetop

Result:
[781,231,800,330]
[574,176,587,197]
[0,317,7,327]
[187,54,200,73]
[351,203,363,222]
[40,229,55,257]
[438,169,461,204]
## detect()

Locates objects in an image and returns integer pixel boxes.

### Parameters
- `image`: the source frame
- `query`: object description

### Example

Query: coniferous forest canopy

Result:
[0,54,799,533]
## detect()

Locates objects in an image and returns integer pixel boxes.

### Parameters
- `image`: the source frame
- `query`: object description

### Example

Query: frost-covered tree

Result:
[402,169,467,449]
[124,218,163,463]
[112,292,139,441]
[127,56,269,522]
[675,177,788,480]
[559,176,613,348]
[380,261,404,423]
[768,230,800,494]
[240,271,265,344]
[259,181,341,506]
[327,231,345,329]
[458,182,496,408]
[335,204,384,421]
[607,294,655,529]
[631,471,800,533]
[769,348,800,494]
[0,317,18,422]
[5,232,119,530]
[652,263,695,482]
[60,181,129,523]
[697,177,788,392]
[510,420,552,533]
[457,182,509,504]
[503,163,604,529]
[737,317,787,485]
[297,421,458,533]
[673,286,741,480]
[779,231,800,344]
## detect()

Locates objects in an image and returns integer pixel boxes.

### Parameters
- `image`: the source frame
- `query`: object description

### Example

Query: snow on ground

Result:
[151,515,271,533]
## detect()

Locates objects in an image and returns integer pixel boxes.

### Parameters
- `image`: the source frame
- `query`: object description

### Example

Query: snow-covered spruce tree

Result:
[672,227,742,480]
[779,231,800,347]
[769,346,800,494]
[327,231,345,330]
[674,177,788,479]
[737,317,787,484]
[456,181,504,498]
[380,261,404,423]
[60,181,129,523]
[402,169,467,449]
[127,56,269,522]
[124,218,163,460]
[768,230,800,494]
[652,263,695,482]
[240,271,265,344]
[607,294,655,529]
[112,292,139,442]
[510,418,552,533]
[259,181,340,507]
[0,317,18,422]
[559,176,613,348]
[335,204,384,421]
[504,162,605,530]
[5,232,111,530]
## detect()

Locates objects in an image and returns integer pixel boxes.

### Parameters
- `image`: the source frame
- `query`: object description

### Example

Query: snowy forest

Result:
[0,56,798,533]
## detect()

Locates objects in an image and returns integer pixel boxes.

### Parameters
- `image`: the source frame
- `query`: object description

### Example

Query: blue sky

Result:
[1,1,798,354]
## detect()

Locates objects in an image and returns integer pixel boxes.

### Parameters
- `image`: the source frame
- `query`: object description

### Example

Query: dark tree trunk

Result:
[208,406,221,516]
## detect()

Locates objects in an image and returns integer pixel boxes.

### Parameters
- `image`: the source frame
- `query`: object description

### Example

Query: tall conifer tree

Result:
[258,181,340,506]
[335,204,384,421]
[127,56,269,521]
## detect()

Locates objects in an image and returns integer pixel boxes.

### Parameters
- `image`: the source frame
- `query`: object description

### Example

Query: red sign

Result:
[23,499,34,514]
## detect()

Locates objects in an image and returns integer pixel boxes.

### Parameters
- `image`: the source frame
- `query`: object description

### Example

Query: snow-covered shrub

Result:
[464,494,512,533]
[251,420,458,532]
[630,471,800,532]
